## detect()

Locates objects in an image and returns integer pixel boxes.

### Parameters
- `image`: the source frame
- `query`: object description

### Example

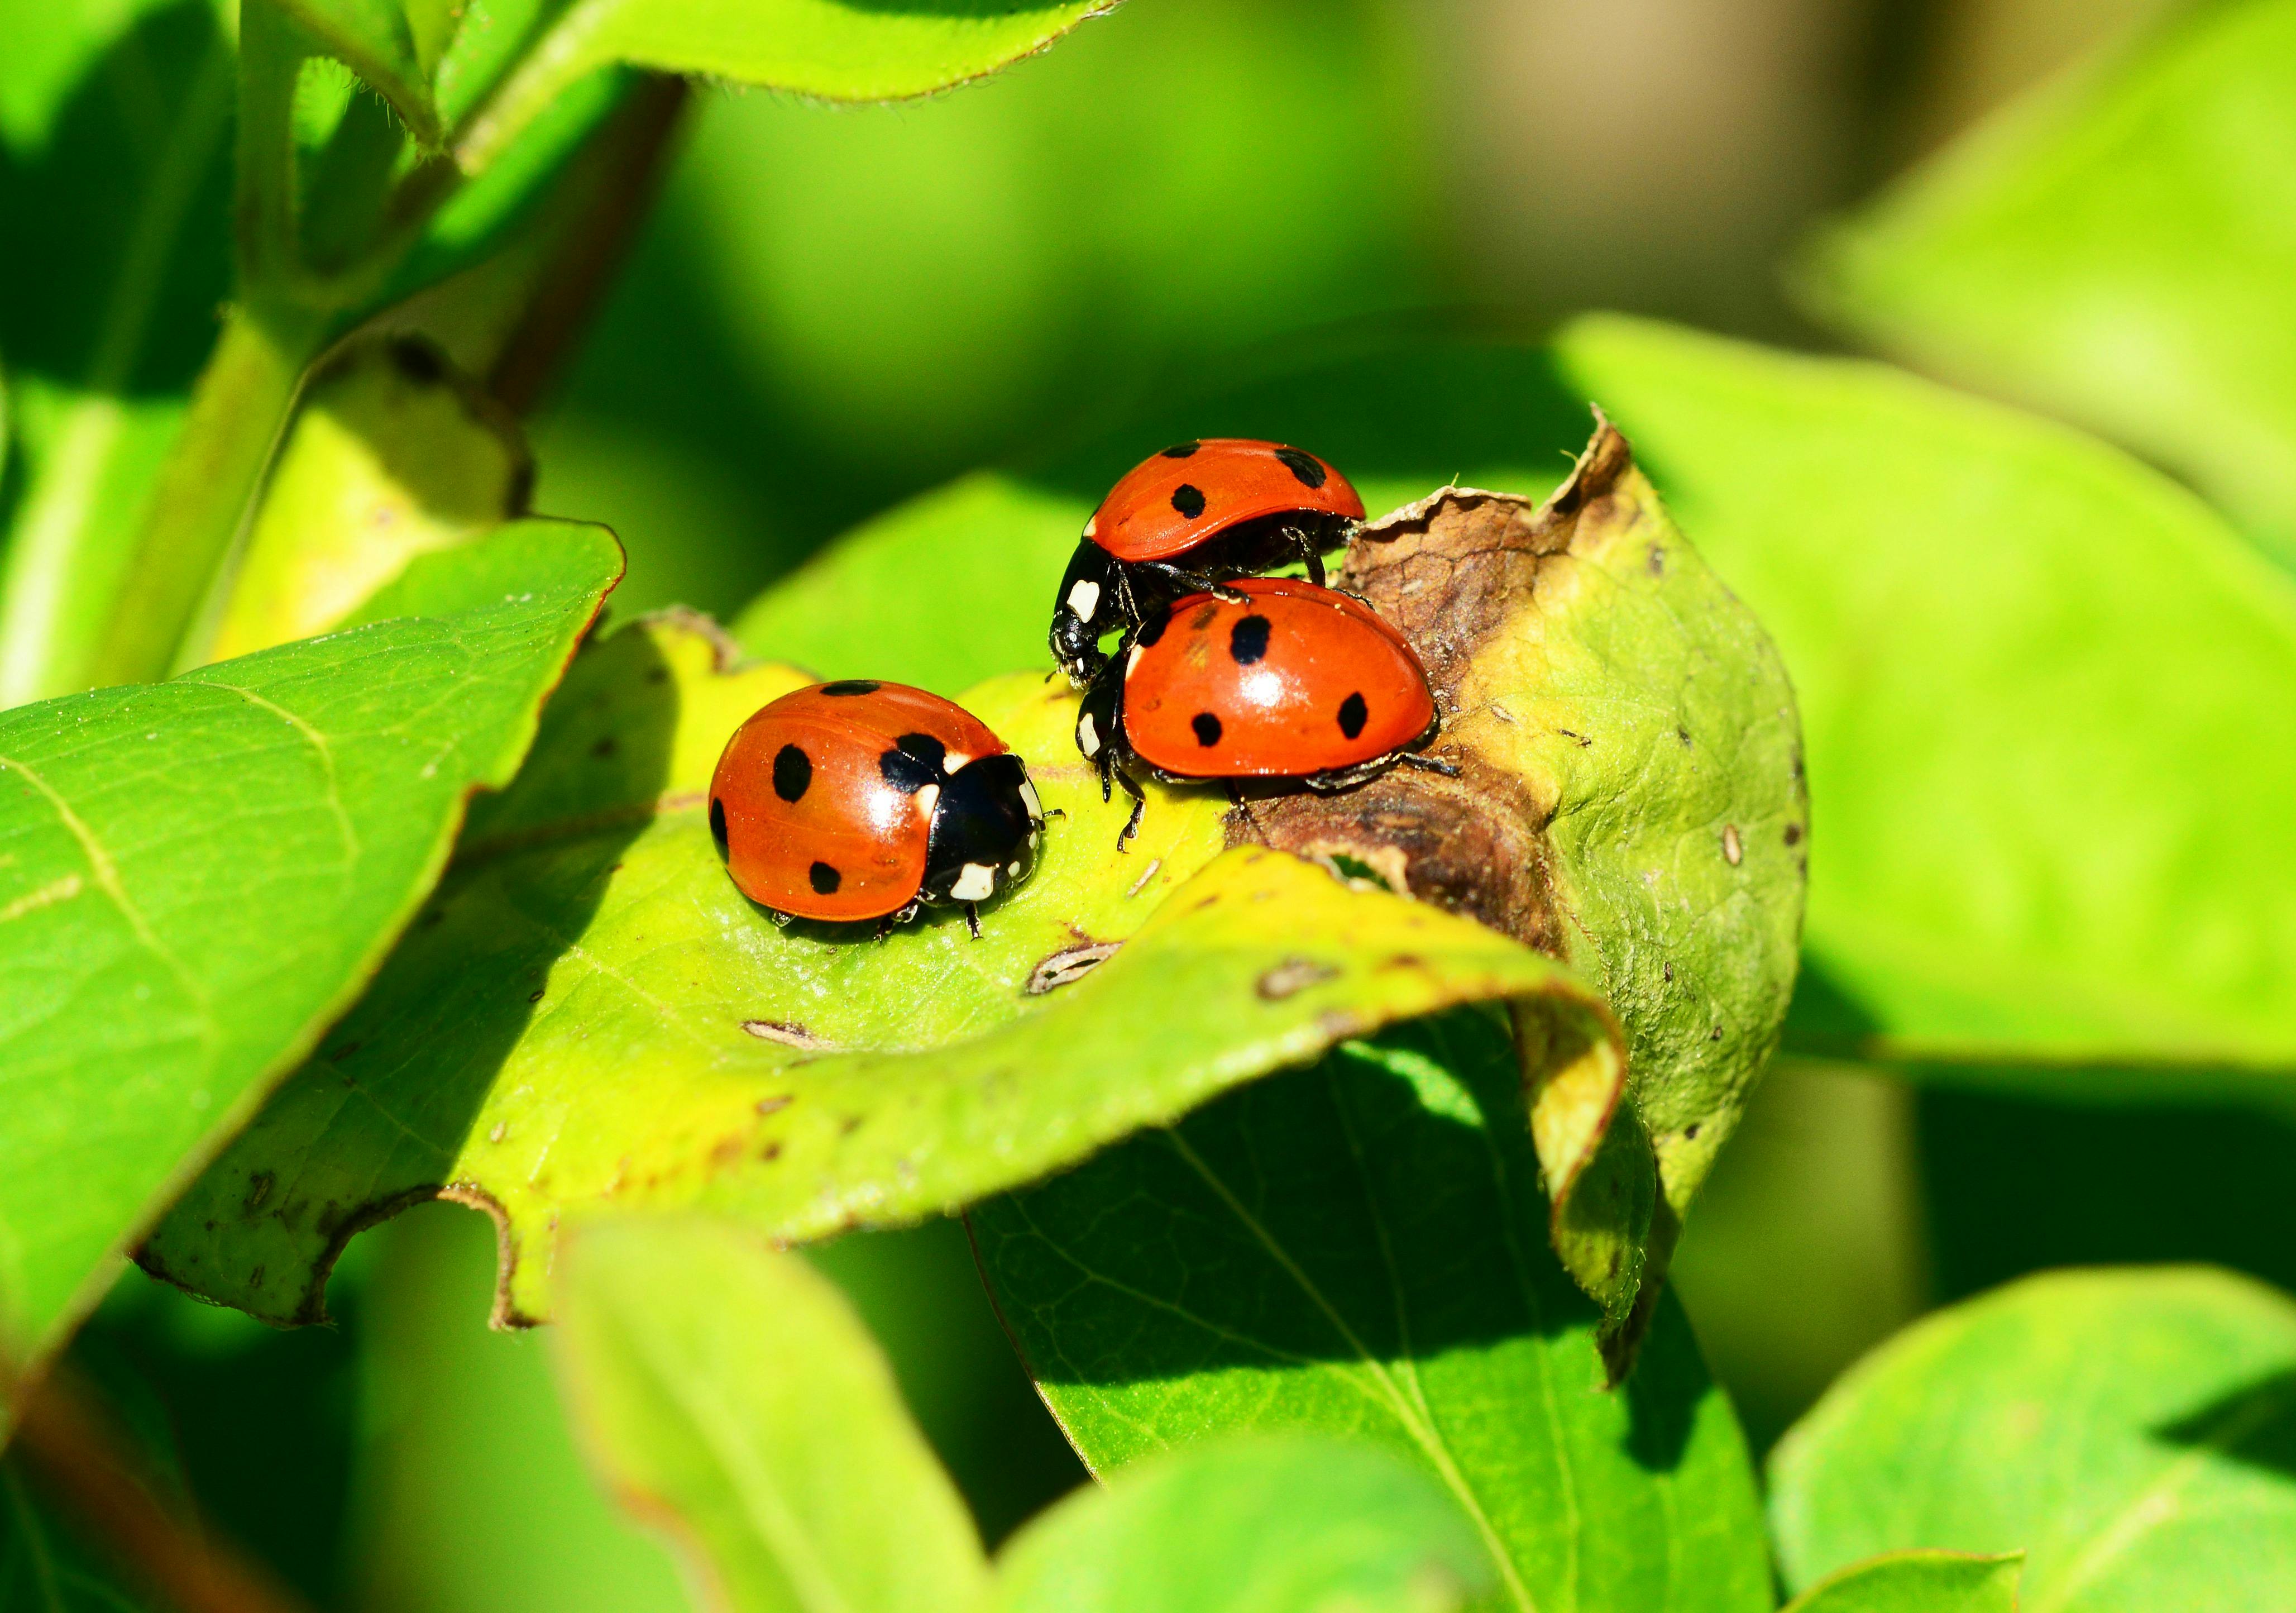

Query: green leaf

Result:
[0,519,620,1395]
[730,474,1085,697]
[1802,0,2296,564]
[553,1215,989,1613]
[987,1437,1493,1613]
[205,335,529,661]
[0,0,236,705]
[970,1010,1774,1613]
[1780,1553,2022,1613]
[1769,1267,2296,1608]
[457,0,1118,175]
[139,610,1618,1329]
[1554,316,2296,1081]
[1,1458,162,1611]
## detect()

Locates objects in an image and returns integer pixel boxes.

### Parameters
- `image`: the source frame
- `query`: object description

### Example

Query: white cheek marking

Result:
[1077,712,1101,756]
[1084,514,1098,540]
[1067,579,1102,623]
[1007,860,1023,876]
[1126,643,1142,679]
[1018,779,1042,819]
[951,863,996,901]
[914,782,940,820]
[944,750,973,774]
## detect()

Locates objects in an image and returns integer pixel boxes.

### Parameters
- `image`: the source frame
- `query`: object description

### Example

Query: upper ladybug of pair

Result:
[1050,439,1453,843]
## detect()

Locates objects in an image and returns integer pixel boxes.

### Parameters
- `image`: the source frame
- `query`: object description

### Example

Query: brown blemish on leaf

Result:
[1256,958,1340,1000]
[1722,825,1743,866]
[1027,942,1123,995]
[742,1019,829,1050]
[755,1095,792,1116]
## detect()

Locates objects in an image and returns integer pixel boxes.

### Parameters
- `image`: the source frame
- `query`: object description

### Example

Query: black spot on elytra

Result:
[1135,608,1170,648]
[820,679,879,696]
[1229,615,1271,665]
[772,743,811,802]
[879,746,936,794]
[1171,484,1207,520]
[1192,712,1223,747]
[896,732,946,771]
[1161,441,1200,458]
[387,337,444,385]
[1337,692,1368,739]
[809,861,841,894]
[710,798,729,856]
[1273,446,1327,489]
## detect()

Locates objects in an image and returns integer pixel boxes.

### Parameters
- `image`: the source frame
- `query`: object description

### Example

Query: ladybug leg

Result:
[1144,561,1249,604]
[964,901,982,941]
[1398,751,1462,778]
[1290,527,1328,589]
[1112,766,1146,850]
[1223,777,1265,837]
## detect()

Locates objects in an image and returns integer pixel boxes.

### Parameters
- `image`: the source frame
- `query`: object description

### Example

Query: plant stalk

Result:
[80,302,324,688]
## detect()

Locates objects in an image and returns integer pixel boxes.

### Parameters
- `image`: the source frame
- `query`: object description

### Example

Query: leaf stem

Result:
[82,302,324,687]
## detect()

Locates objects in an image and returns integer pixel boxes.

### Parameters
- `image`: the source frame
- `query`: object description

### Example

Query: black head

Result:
[1050,538,1120,688]
[920,753,1046,908]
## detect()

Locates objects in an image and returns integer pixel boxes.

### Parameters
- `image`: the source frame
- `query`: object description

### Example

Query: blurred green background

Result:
[49,0,2295,1606]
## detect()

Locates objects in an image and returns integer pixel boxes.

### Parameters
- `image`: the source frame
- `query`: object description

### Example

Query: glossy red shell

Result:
[1120,579,1434,779]
[1087,438,1365,563]
[710,681,1007,922]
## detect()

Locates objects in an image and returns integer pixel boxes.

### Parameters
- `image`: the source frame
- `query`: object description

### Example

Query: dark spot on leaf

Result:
[710,798,729,857]
[1663,961,1674,982]
[1257,958,1339,999]
[647,667,668,684]
[527,988,544,1003]
[1709,1026,1723,1041]
[327,1042,360,1063]
[1273,446,1326,488]
[1161,441,1200,458]
[1229,615,1271,665]
[1192,712,1223,747]
[590,736,616,758]
[1171,484,1207,520]
[250,1265,264,1287]
[1608,1250,1621,1277]
[387,336,444,384]
[810,861,841,894]
[1785,823,1804,846]
[773,743,811,801]
[820,679,879,696]
[244,1172,274,1214]
[762,1142,782,1161]
[1557,727,1591,748]
[755,1095,792,1116]
[1677,727,1692,747]
[840,1115,863,1135]
[1646,545,1666,576]
[1337,693,1367,739]
[1684,1123,1701,1140]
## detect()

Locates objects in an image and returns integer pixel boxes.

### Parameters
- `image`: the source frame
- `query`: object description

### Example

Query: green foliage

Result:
[0,521,619,1391]
[144,607,1619,1326]
[1769,1268,2296,1609]
[554,1213,1495,1613]
[1805,0,2296,563]
[1553,317,2296,1086]
[555,1215,991,1613]
[1780,1553,2021,1613]
[986,1439,1493,1613]
[972,1011,1773,1612]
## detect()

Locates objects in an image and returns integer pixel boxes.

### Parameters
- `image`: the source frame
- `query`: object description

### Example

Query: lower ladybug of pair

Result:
[1077,576,1454,844]
[710,680,1045,937]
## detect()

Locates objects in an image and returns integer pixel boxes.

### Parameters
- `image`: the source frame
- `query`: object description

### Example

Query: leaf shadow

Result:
[134,625,682,1324]
[977,1007,1715,1478]
[2151,1366,2296,1487]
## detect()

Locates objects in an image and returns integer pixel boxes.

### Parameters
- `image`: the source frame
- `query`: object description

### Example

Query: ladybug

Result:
[1073,578,1455,845]
[710,680,1046,937]
[1049,438,1366,686]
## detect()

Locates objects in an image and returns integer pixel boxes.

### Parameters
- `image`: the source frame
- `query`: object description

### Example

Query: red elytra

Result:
[1087,439,1365,564]
[1117,578,1436,779]
[710,680,1011,923]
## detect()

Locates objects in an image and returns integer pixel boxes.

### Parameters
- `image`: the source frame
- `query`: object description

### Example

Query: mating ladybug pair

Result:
[710,438,1448,932]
